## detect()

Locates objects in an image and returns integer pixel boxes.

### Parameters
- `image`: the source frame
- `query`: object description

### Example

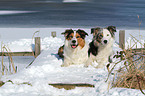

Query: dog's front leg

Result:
[84,57,92,67]
[96,58,108,68]
[61,58,71,67]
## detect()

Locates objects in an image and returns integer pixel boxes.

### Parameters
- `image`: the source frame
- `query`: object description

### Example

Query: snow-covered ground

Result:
[0,28,144,96]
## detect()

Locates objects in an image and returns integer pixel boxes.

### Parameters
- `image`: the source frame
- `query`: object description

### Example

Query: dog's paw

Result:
[61,64,69,67]
[84,64,89,68]
[95,64,105,69]
[61,64,65,67]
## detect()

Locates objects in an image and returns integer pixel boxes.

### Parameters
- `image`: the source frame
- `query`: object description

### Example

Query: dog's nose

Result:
[72,40,76,43]
[104,40,108,44]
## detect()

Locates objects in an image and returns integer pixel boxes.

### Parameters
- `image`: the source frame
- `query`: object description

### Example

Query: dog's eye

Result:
[69,36,73,38]
[107,34,109,36]
[100,34,103,37]
[76,36,80,38]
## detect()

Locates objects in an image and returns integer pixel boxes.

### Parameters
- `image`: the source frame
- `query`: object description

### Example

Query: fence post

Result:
[35,37,41,57]
[51,31,56,38]
[144,43,145,48]
[119,30,125,49]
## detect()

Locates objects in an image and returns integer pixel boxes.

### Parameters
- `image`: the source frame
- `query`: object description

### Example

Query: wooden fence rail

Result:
[119,30,145,55]
[0,52,33,56]
[119,30,145,49]
[0,37,41,57]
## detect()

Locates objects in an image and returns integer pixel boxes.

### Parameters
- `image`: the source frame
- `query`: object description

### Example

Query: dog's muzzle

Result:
[71,40,78,49]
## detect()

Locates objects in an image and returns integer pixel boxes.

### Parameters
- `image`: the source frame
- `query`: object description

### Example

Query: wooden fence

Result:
[119,30,125,49]
[119,30,145,55]
[0,37,41,57]
[0,30,144,56]
[0,31,57,57]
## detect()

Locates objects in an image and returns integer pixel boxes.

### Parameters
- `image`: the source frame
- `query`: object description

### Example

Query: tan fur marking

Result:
[58,45,64,58]
[58,46,64,53]
[76,33,85,48]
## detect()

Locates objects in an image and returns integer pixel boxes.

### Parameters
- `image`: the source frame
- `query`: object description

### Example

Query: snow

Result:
[0,28,144,96]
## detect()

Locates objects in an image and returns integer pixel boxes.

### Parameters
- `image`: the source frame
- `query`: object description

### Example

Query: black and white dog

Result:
[85,26,117,68]
[58,29,89,67]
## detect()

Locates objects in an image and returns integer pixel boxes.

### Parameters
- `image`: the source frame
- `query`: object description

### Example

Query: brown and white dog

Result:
[85,26,116,68]
[58,29,88,67]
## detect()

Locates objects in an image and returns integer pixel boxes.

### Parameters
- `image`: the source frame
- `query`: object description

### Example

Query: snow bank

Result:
[0,37,98,96]
[0,28,144,96]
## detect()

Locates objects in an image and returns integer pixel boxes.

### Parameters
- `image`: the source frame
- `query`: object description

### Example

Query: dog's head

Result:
[91,26,116,46]
[62,29,88,49]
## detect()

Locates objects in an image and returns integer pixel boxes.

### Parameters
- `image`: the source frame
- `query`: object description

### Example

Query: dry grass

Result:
[0,30,40,75]
[0,81,5,87]
[0,80,32,87]
[106,34,145,94]
[107,16,145,94]
[1,42,16,75]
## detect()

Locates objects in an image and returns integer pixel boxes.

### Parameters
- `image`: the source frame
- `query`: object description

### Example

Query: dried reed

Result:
[107,35,145,95]
[1,43,16,75]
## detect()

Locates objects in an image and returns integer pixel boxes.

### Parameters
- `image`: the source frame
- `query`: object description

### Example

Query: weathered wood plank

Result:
[0,37,41,57]
[51,31,56,38]
[49,83,95,90]
[35,37,41,57]
[0,52,33,56]
[119,30,125,49]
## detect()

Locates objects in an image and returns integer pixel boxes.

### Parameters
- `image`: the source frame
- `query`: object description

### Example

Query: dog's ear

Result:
[61,29,73,38]
[107,26,116,32]
[77,29,88,39]
[107,26,117,37]
[91,27,102,36]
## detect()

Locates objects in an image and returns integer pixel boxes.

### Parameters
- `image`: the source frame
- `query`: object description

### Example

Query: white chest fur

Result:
[62,40,88,66]
[86,38,114,68]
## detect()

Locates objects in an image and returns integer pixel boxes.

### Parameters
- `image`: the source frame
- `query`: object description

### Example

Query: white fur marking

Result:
[85,29,115,68]
[62,39,88,67]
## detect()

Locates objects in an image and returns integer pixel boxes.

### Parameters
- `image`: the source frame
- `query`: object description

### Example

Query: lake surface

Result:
[0,0,145,29]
